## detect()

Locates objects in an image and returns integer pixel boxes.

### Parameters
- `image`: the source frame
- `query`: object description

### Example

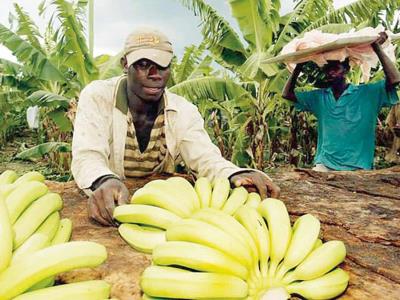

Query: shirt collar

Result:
[324,83,359,96]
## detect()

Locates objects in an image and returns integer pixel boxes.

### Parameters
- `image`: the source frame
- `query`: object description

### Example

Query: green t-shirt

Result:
[295,80,399,170]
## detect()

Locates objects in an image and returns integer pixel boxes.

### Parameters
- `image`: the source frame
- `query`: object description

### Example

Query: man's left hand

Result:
[373,31,388,47]
[230,172,280,200]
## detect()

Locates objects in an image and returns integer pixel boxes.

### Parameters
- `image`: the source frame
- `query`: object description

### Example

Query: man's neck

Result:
[329,79,349,100]
[127,89,161,116]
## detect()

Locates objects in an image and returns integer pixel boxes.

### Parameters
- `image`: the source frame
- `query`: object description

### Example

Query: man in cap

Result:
[72,27,280,226]
[282,32,400,172]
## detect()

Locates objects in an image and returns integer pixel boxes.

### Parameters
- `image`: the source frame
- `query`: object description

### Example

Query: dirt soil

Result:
[46,168,400,300]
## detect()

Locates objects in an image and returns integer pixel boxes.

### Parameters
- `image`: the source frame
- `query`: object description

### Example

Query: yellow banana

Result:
[275,214,320,279]
[192,208,258,265]
[282,240,346,284]
[167,177,201,211]
[0,170,18,185]
[131,186,192,217]
[51,218,72,245]
[0,184,16,198]
[118,224,166,253]
[11,233,50,265]
[235,206,270,278]
[140,265,248,299]
[13,280,111,300]
[6,181,48,224]
[258,198,291,278]
[222,187,248,215]
[13,171,45,185]
[210,177,230,209]
[194,177,212,208]
[0,195,12,273]
[13,193,63,249]
[245,192,261,209]
[166,218,253,268]
[0,241,107,300]
[35,211,61,241]
[286,268,349,299]
[313,238,323,250]
[153,241,248,280]
[113,204,181,229]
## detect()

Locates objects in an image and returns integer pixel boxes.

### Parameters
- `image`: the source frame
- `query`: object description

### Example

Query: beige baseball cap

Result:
[124,27,173,68]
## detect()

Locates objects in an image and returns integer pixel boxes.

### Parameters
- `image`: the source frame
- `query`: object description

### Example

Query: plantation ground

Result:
[46,170,400,299]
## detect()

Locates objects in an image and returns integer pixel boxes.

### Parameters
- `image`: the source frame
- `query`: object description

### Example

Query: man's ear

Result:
[121,56,128,73]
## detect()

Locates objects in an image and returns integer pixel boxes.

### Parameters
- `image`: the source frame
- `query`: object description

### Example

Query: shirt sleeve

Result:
[294,89,321,115]
[368,80,399,109]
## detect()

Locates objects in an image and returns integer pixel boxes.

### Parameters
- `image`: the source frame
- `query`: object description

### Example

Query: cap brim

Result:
[126,49,173,67]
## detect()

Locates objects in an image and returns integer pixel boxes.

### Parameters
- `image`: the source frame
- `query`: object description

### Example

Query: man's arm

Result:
[282,63,305,102]
[371,32,400,89]
[178,105,279,198]
[72,82,129,226]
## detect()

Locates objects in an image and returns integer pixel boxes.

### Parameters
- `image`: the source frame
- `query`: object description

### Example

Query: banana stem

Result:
[260,287,290,300]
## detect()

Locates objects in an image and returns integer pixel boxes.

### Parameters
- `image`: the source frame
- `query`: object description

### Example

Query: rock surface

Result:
[47,168,400,300]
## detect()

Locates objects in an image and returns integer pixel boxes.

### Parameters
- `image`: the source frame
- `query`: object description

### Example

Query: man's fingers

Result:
[233,177,252,187]
[253,176,268,200]
[88,196,111,226]
[267,181,281,198]
[93,191,114,226]
[100,189,117,225]
[117,185,130,205]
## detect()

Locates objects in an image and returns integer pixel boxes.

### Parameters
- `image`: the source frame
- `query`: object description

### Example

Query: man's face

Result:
[126,58,171,102]
[322,61,348,83]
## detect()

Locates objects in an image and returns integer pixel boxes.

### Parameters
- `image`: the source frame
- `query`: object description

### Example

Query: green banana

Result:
[131,186,192,217]
[0,195,12,273]
[51,218,73,245]
[6,181,48,224]
[13,193,63,249]
[26,276,55,292]
[0,170,18,185]
[275,214,320,279]
[0,241,107,299]
[258,198,291,278]
[13,171,45,185]
[235,206,270,278]
[11,233,50,265]
[286,268,349,299]
[222,187,248,215]
[194,177,212,208]
[113,204,181,229]
[118,223,166,253]
[140,265,248,299]
[210,177,230,209]
[282,240,346,284]
[192,208,258,265]
[166,218,253,268]
[35,211,61,241]
[167,177,201,210]
[153,241,248,280]
[245,192,261,209]
[13,280,111,300]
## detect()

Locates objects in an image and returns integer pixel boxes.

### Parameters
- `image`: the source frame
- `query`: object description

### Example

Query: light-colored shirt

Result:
[72,75,271,193]
[295,80,399,170]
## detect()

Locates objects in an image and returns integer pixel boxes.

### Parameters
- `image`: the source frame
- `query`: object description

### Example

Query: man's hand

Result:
[88,179,129,226]
[230,172,280,200]
[393,123,400,138]
[372,32,388,48]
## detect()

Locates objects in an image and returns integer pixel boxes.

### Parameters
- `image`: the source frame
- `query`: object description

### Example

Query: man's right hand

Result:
[88,179,130,226]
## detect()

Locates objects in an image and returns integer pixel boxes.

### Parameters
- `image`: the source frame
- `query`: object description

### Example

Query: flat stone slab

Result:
[47,168,400,300]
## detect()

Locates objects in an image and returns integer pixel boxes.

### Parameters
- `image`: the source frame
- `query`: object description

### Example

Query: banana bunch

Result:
[139,198,349,299]
[0,170,112,300]
[115,176,261,253]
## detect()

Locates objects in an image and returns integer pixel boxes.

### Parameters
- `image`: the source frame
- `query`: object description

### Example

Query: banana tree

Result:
[177,0,400,170]
[0,0,122,173]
